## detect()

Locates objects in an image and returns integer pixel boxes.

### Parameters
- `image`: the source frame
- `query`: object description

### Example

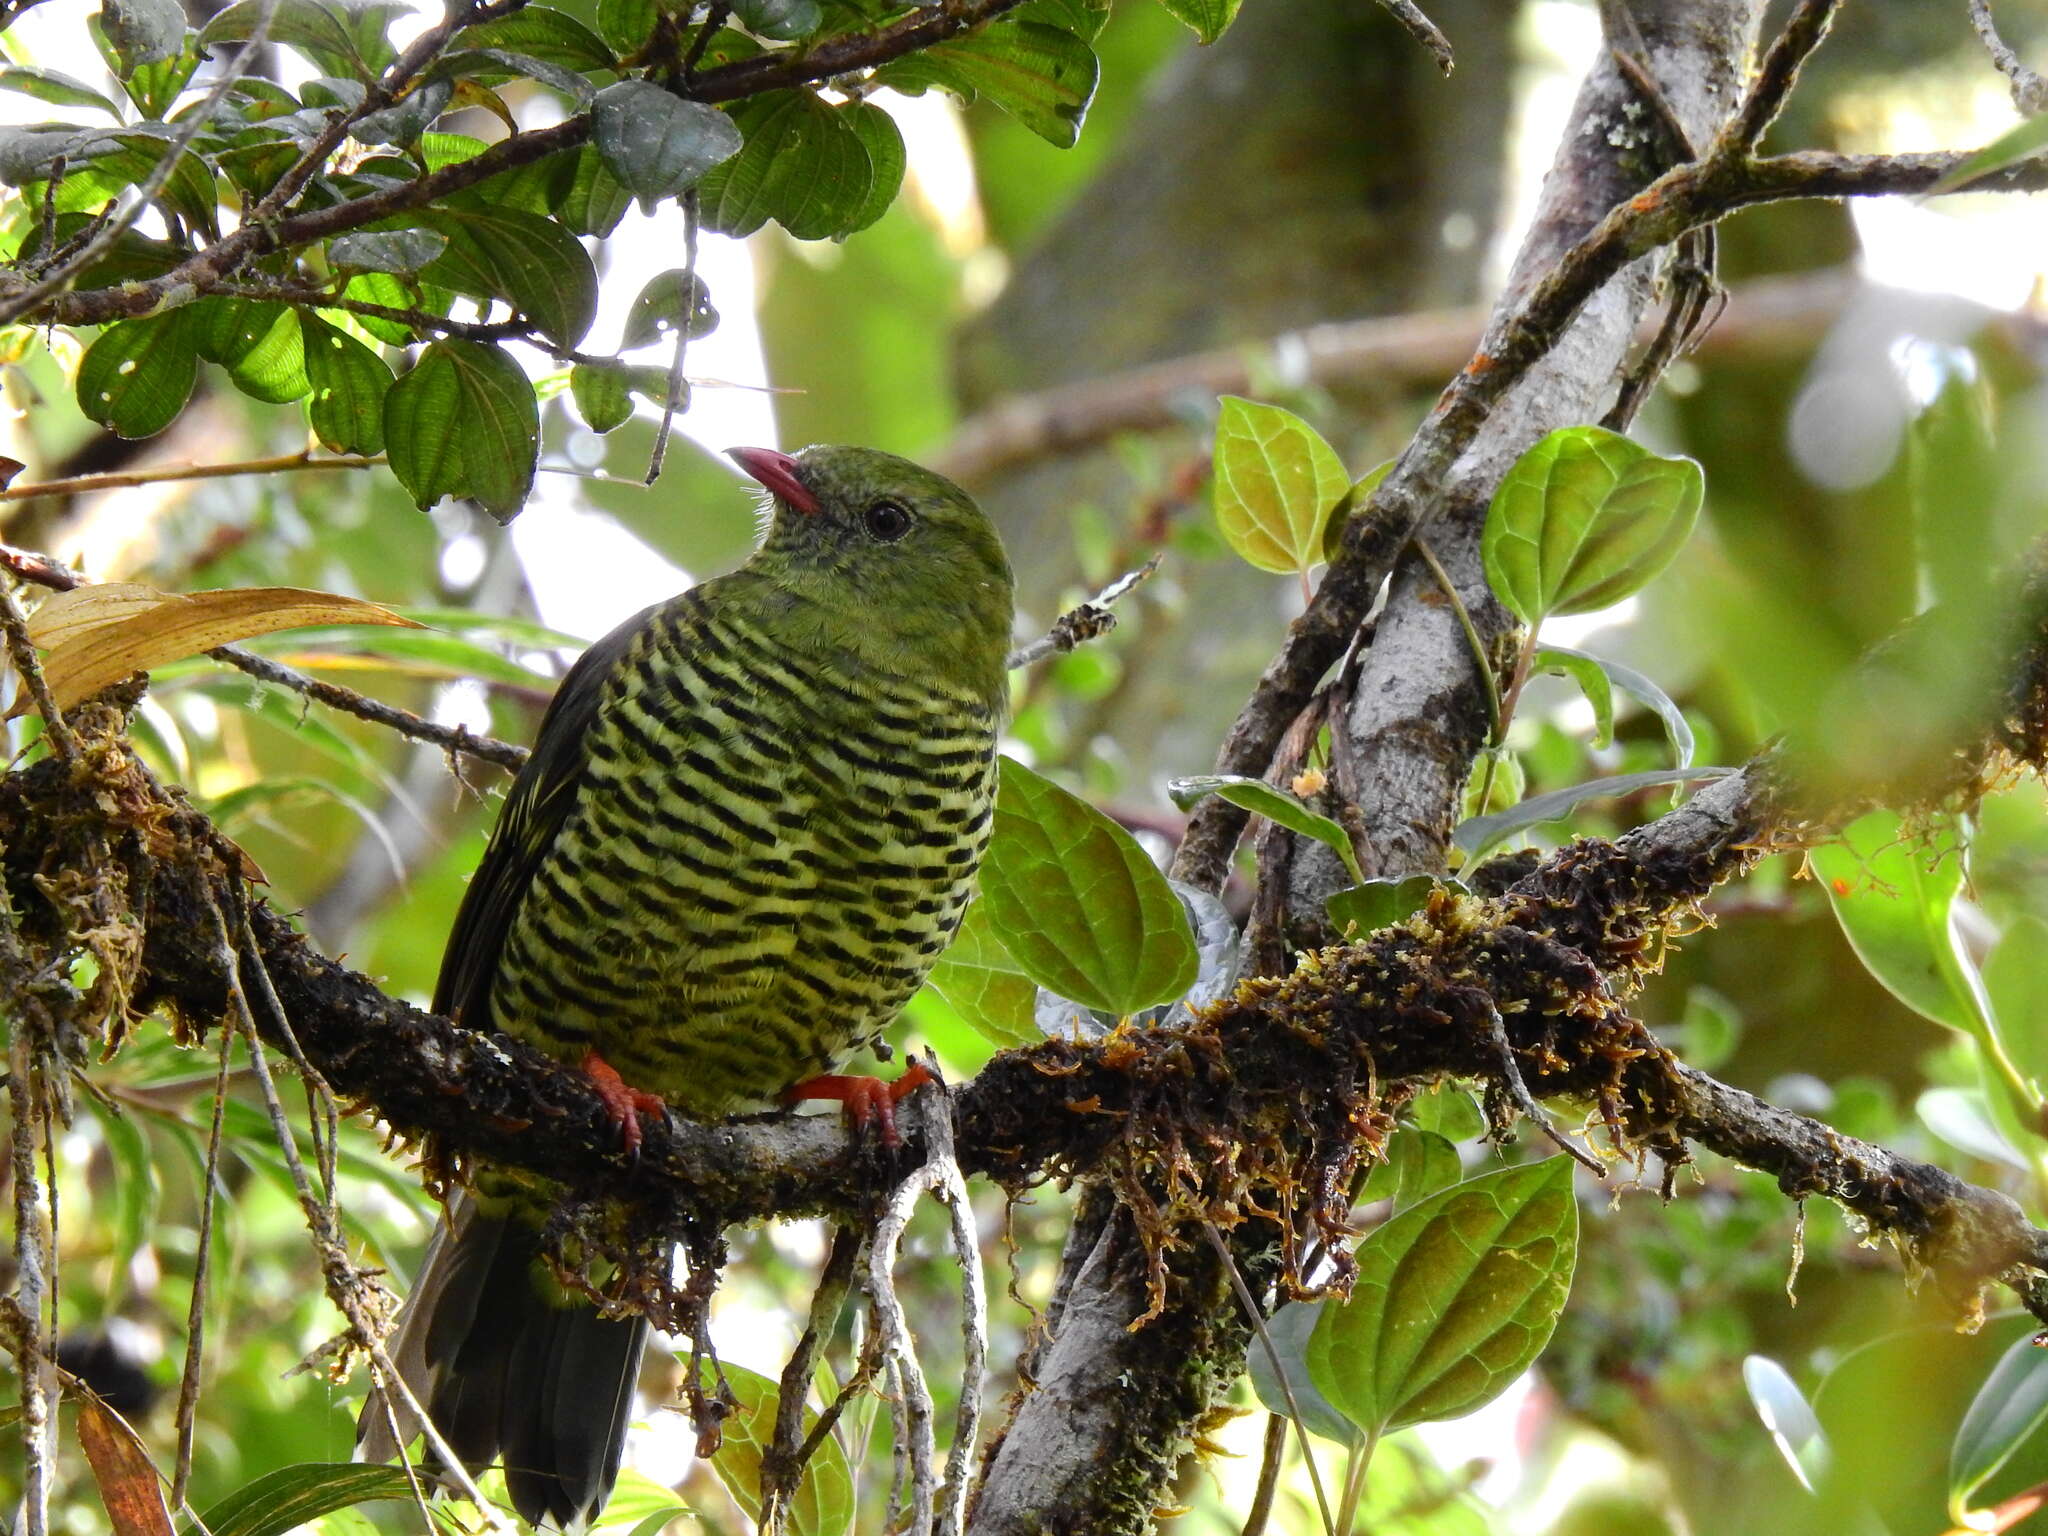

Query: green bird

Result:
[358,444,1014,1531]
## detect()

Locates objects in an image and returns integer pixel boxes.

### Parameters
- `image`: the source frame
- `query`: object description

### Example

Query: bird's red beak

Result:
[727,446,819,516]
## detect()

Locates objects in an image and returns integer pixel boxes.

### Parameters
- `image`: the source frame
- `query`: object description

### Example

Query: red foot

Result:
[787,1062,937,1150]
[580,1050,667,1156]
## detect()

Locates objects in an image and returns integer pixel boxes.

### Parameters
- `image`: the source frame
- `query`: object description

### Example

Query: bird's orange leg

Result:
[787,1061,936,1150]
[579,1050,668,1156]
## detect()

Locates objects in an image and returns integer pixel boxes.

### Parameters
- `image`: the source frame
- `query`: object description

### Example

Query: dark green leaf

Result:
[1534,647,1613,749]
[1359,1127,1465,1213]
[558,142,634,236]
[116,27,202,119]
[1325,874,1438,936]
[383,339,539,519]
[1950,1332,2048,1510]
[928,896,1039,1048]
[328,227,447,274]
[459,6,618,70]
[200,0,365,78]
[596,0,660,55]
[191,300,308,403]
[1482,424,1704,624]
[838,98,906,234]
[341,0,412,72]
[76,312,199,439]
[731,0,822,40]
[70,129,220,232]
[1535,643,1693,768]
[1168,772,1362,882]
[185,1462,418,1536]
[1211,396,1349,577]
[696,1359,855,1536]
[894,18,1098,148]
[621,269,717,350]
[695,90,873,241]
[1305,1157,1578,1437]
[570,360,634,433]
[1019,0,1111,43]
[352,76,453,145]
[99,0,185,76]
[1452,767,1734,863]
[1154,0,1243,44]
[302,314,392,454]
[429,48,595,104]
[980,755,1200,1017]
[0,67,122,116]
[1246,1300,1355,1445]
[419,195,600,346]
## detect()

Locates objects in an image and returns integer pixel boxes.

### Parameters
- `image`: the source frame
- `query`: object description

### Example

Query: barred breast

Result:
[487,591,1000,1118]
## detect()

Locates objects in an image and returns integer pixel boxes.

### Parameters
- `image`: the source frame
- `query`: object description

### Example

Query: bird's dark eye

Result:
[863,499,913,542]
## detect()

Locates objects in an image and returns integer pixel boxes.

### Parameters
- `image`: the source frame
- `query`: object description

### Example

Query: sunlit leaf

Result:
[570,361,635,434]
[695,1359,854,1536]
[881,19,1099,148]
[200,0,364,78]
[301,314,392,454]
[1305,1157,1578,1437]
[1359,1127,1465,1213]
[0,66,122,116]
[1211,396,1349,577]
[1154,0,1244,44]
[980,755,1199,1017]
[1915,1087,2028,1173]
[99,0,185,76]
[1169,771,1363,883]
[459,6,616,70]
[1533,647,1613,748]
[75,311,199,439]
[927,897,1038,1048]
[1931,114,2048,196]
[383,339,539,518]
[1482,425,1703,624]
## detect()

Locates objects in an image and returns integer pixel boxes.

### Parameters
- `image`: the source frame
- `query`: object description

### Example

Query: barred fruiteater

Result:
[357,445,1014,1531]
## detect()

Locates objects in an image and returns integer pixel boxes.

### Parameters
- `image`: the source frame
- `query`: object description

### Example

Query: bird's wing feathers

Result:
[434,607,655,1027]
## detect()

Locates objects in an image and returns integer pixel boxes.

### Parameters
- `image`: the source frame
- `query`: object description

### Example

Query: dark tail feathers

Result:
[357,1194,649,1532]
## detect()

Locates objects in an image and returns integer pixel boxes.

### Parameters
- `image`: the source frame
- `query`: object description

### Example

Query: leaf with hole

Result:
[1169,772,1362,883]
[75,311,200,440]
[592,78,742,207]
[1305,1156,1577,1438]
[980,756,1199,1017]
[1211,397,1350,577]
[383,339,540,519]
[1482,425,1703,625]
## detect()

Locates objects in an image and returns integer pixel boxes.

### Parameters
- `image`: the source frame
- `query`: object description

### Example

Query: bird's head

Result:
[729,444,1014,703]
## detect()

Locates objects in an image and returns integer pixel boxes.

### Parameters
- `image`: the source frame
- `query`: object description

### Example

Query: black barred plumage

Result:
[359,445,1014,1532]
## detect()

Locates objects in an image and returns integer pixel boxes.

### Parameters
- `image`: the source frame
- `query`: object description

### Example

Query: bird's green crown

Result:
[735,444,1015,709]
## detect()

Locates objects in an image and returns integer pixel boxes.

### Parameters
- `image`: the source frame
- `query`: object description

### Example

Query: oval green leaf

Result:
[1950,1332,2048,1512]
[1743,1354,1829,1495]
[570,360,634,434]
[301,314,391,455]
[1155,0,1244,43]
[1305,1155,1578,1438]
[592,78,743,206]
[1212,396,1349,577]
[1168,772,1362,883]
[1481,424,1704,625]
[76,311,198,439]
[383,339,538,519]
[1245,1299,1355,1445]
[621,269,717,351]
[1358,1127,1465,1214]
[980,755,1199,1017]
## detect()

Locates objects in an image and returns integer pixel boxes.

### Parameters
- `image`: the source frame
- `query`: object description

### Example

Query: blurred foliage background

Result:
[6,0,2048,1532]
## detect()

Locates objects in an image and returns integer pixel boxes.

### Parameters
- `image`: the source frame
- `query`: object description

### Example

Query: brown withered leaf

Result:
[16,582,422,717]
[77,1393,174,1536]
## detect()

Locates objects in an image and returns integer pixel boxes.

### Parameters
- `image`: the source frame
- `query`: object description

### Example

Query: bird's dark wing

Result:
[434,606,656,1028]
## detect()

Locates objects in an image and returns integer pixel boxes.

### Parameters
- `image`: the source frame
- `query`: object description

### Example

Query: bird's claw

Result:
[579,1050,667,1156]
[788,1061,937,1149]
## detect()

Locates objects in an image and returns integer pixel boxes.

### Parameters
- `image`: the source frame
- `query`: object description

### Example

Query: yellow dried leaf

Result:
[18,582,421,716]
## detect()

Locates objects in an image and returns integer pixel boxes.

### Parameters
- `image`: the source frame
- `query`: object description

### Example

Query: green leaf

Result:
[696,1359,854,1536]
[731,0,822,40]
[887,19,1100,148]
[1950,1332,2048,1514]
[459,6,618,69]
[352,76,454,145]
[1168,772,1362,883]
[1916,1086,2028,1172]
[99,0,185,76]
[83,1099,155,1312]
[981,755,1200,1017]
[200,0,364,77]
[838,98,906,235]
[596,0,659,55]
[339,271,435,345]
[570,361,635,434]
[1931,114,2048,196]
[428,48,595,104]
[621,269,717,350]
[1535,643,1693,768]
[113,27,201,118]
[696,90,874,241]
[928,896,1039,1048]
[558,142,635,236]
[66,130,220,233]
[1812,811,2000,1045]
[0,67,123,116]
[1211,396,1350,577]
[329,227,447,274]
[185,1462,418,1536]
[1481,425,1704,625]
[1743,1355,1829,1495]
[1019,0,1111,43]
[418,195,600,347]
[1246,1300,1355,1445]
[301,314,392,455]
[192,299,309,403]
[1452,767,1734,863]
[1359,1127,1465,1214]
[76,312,199,439]
[591,78,743,206]
[1154,0,1244,44]
[1306,1157,1578,1438]
[1986,915,2048,1098]
[1534,647,1614,748]
[1326,874,1438,937]
[1320,460,1393,564]
[1410,1084,1485,1142]
[383,339,539,519]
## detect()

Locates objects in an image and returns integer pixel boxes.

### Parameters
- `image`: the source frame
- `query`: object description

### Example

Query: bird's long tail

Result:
[356,1192,649,1532]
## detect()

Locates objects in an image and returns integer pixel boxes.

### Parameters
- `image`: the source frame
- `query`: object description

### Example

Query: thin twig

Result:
[1240,1413,1289,1536]
[1717,0,1842,155]
[1967,0,2048,114]
[170,1015,233,1509]
[1371,0,1453,74]
[928,1084,986,1536]
[1410,537,1498,744]
[762,1227,860,1532]
[7,1030,49,1536]
[645,191,700,486]
[1468,994,1605,1174]
[0,583,74,761]
[0,451,383,504]
[1004,556,1161,671]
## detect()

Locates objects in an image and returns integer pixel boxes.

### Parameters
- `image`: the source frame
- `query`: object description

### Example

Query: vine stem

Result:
[0,451,383,503]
